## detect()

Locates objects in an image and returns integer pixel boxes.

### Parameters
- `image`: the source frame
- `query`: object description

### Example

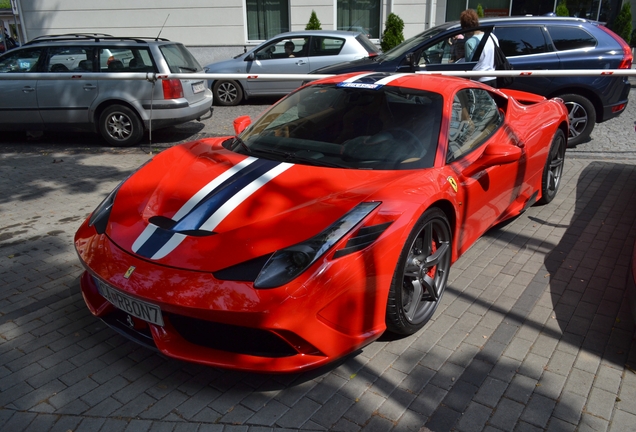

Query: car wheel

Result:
[213,80,243,106]
[386,208,452,335]
[99,105,143,147]
[560,93,596,147]
[538,129,566,205]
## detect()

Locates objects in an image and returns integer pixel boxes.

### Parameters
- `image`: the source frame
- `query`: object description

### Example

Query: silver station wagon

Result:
[0,34,213,146]
[204,30,380,106]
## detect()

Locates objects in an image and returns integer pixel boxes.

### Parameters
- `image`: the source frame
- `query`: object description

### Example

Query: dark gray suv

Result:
[0,34,213,146]
[314,17,633,146]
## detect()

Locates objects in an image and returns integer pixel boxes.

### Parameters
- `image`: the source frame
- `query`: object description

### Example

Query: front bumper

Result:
[75,223,396,373]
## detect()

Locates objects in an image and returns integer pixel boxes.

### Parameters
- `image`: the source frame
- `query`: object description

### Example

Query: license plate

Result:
[192,81,205,94]
[96,279,164,326]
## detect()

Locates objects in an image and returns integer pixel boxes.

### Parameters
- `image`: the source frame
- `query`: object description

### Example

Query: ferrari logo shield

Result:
[124,266,136,279]
[447,176,458,193]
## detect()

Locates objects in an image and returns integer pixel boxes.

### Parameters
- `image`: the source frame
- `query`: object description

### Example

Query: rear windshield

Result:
[355,34,380,55]
[159,44,203,73]
[546,26,597,51]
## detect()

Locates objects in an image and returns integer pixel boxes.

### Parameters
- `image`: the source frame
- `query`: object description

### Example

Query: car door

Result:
[244,36,310,95]
[492,25,559,95]
[411,28,485,73]
[0,47,44,129]
[445,88,523,253]
[37,46,99,128]
[306,35,348,70]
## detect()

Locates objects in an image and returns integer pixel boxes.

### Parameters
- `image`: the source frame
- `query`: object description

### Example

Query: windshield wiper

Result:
[251,147,346,168]
[179,66,197,72]
[232,137,252,155]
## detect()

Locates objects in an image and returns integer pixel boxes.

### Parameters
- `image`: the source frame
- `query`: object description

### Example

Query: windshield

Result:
[159,44,203,73]
[380,27,448,61]
[230,83,443,170]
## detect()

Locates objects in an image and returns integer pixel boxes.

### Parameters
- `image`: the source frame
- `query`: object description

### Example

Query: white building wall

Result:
[19,0,245,46]
[290,0,333,31]
[15,0,444,63]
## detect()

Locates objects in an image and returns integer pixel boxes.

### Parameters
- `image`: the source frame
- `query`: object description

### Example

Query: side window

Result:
[47,46,90,72]
[254,37,308,60]
[308,37,345,57]
[0,48,42,72]
[493,26,550,57]
[447,89,502,163]
[99,48,153,72]
[419,30,472,65]
[547,26,596,51]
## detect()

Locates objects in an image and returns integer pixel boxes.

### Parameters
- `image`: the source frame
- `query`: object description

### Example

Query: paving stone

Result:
[489,397,525,431]
[552,391,586,425]
[456,402,492,432]
[520,394,556,428]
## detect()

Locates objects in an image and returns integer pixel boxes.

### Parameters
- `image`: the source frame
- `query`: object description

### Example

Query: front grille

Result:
[101,309,157,351]
[168,314,298,357]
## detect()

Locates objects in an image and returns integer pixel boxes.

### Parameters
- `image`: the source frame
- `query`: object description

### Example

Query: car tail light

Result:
[598,25,633,69]
[162,79,184,99]
[612,103,626,113]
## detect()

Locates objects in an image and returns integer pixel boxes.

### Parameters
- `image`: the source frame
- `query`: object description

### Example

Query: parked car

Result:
[0,34,213,146]
[204,30,380,106]
[313,16,632,146]
[74,72,568,372]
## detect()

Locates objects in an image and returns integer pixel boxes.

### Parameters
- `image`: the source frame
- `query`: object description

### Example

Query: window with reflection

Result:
[447,89,502,163]
[246,0,290,41]
[0,48,42,73]
[337,0,381,39]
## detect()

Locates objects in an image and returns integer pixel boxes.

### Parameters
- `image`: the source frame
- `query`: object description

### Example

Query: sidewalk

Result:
[0,151,635,430]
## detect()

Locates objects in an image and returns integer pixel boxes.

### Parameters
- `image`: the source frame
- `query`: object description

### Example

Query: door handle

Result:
[83,84,97,91]
[296,60,307,66]
[22,86,35,93]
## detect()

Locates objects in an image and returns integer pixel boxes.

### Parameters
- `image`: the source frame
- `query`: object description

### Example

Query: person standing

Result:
[460,9,498,87]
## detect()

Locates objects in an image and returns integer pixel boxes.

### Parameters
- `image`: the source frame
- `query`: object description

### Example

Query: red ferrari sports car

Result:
[75,72,568,372]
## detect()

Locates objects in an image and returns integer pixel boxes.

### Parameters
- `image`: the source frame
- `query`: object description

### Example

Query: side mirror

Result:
[463,142,521,178]
[233,115,251,135]
[245,53,255,61]
[405,52,415,70]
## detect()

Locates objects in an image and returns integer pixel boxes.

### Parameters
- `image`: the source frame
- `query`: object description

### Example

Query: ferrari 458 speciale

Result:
[75,72,568,372]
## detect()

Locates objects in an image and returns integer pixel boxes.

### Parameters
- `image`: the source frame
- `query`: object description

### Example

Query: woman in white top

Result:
[460,9,497,87]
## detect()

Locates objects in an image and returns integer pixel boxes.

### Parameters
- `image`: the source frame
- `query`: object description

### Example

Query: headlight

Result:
[254,202,381,289]
[88,161,150,234]
[88,182,122,234]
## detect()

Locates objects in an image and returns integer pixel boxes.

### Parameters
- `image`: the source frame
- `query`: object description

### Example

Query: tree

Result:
[556,1,569,17]
[381,13,405,52]
[305,10,322,31]
[611,3,632,46]
[476,4,484,18]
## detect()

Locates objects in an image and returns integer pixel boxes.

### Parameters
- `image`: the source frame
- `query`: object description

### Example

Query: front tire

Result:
[213,80,243,106]
[560,93,596,147]
[98,105,143,147]
[386,208,452,335]
[538,129,566,205]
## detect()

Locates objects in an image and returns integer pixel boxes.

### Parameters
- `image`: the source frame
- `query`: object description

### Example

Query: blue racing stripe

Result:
[171,158,282,232]
[135,226,177,259]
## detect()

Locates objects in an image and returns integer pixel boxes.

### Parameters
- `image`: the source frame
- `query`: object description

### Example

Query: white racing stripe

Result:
[172,156,257,221]
[151,233,187,260]
[199,162,294,232]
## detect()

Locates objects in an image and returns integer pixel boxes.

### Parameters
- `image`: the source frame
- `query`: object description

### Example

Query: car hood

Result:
[105,138,408,272]
[312,56,388,74]
[205,57,243,72]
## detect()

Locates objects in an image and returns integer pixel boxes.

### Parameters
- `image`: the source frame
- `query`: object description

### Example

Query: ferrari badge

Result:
[447,176,458,193]
[124,266,136,279]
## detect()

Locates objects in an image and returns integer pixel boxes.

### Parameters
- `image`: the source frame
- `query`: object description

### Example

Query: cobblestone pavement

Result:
[1,89,636,432]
